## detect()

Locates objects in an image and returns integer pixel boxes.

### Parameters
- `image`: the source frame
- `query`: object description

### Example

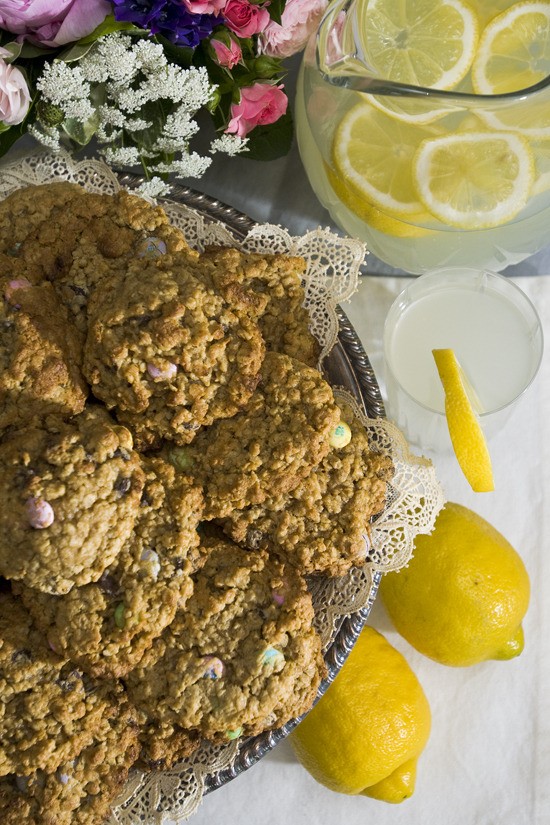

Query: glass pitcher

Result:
[295,0,550,273]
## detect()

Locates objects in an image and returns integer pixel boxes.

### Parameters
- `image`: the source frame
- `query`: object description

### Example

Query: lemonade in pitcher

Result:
[295,0,550,273]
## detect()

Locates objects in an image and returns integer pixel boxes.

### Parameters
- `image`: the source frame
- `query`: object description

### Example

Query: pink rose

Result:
[226,83,287,138]
[260,0,328,58]
[0,0,111,48]
[0,49,30,126]
[223,0,270,38]
[211,36,242,69]
[183,0,226,13]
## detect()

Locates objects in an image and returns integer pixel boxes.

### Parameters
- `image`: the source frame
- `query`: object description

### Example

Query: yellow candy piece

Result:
[432,348,494,492]
[329,421,352,448]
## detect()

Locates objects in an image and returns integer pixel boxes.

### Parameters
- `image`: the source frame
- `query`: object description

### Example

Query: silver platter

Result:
[117,175,386,791]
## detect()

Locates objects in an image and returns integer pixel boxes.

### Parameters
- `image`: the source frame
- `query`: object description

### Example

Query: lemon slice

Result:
[333,102,441,218]
[413,131,535,228]
[365,94,453,126]
[361,0,479,89]
[432,348,494,492]
[472,1,550,94]
[477,0,519,27]
[326,163,434,237]
[471,1,550,136]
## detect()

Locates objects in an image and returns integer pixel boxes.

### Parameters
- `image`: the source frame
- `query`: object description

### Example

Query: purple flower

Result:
[112,0,218,47]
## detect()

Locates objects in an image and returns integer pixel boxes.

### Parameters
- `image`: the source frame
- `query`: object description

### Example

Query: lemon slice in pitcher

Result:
[432,348,494,492]
[333,102,439,218]
[472,1,550,94]
[471,1,550,136]
[413,131,534,228]
[361,0,479,89]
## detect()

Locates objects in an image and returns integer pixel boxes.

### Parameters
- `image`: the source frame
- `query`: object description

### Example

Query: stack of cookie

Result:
[0,183,393,824]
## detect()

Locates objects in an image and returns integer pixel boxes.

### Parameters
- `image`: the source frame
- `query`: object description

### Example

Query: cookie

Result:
[83,256,265,449]
[0,407,145,594]
[125,536,326,746]
[14,188,194,336]
[0,274,87,433]
[0,592,125,779]
[57,191,195,335]
[199,246,320,366]
[15,457,204,678]
[167,351,341,519]
[0,182,87,259]
[220,403,394,575]
[0,699,140,825]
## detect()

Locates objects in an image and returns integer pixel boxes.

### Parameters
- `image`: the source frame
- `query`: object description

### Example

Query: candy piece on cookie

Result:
[125,536,326,749]
[0,407,144,594]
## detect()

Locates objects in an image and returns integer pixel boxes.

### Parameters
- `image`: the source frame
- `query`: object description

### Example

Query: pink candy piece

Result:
[25,497,54,529]
[147,362,177,381]
[200,655,225,679]
[4,277,32,303]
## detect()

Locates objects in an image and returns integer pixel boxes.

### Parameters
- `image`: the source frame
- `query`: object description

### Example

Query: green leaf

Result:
[77,15,142,45]
[267,0,286,25]
[5,41,54,60]
[1,42,22,62]
[241,109,294,161]
[62,111,100,146]
[58,42,95,62]
[252,55,285,79]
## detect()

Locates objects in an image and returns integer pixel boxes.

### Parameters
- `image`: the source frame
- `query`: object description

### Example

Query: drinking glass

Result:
[382,268,543,453]
[295,0,550,273]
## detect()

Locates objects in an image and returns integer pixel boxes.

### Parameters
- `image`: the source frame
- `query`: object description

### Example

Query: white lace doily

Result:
[0,151,445,824]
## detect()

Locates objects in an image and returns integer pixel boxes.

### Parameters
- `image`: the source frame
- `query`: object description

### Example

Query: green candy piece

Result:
[225,727,243,741]
[168,447,194,472]
[114,602,126,629]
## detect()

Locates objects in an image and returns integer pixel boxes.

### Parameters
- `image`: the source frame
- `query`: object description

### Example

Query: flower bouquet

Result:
[0,0,327,196]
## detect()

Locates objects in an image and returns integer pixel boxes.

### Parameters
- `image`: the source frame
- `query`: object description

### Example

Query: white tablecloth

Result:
[184,275,550,825]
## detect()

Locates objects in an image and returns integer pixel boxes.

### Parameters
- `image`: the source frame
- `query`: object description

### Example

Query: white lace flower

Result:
[37,62,90,108]
[27,123,61,150]
[80,34,138,84]
[210,134,248,156]
[136,177,171,198]
[101,145,141,166]
[62,98,95,121]
[133,39,168,74]
[152,154,212,178]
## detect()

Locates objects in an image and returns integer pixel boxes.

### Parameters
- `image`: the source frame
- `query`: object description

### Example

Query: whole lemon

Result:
[290,626,431,803]
[380,502,530,666]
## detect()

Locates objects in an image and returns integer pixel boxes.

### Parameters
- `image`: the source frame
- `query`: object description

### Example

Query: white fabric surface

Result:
[184,275,550,825]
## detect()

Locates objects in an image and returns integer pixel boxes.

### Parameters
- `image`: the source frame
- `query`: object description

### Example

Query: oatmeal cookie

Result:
[0,592,125,779]
[199,246,320,366]
[0,183,193,327]
[0,182,88,259]
[15,457,204,678]
[58,191,195,335]
[167,351,341,519]
[83,256,265,449]
[0,699,140,825]
[125,536,326,746]
[220,403,394,576]
[0,274,87,433]
[0,407,145,594]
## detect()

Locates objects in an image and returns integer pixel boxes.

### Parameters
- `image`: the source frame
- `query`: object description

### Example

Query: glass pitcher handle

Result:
[316,0,430,95]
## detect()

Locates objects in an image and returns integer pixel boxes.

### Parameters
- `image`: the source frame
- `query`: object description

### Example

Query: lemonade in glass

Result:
[382,268,543,452]
[295,0,550,273]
